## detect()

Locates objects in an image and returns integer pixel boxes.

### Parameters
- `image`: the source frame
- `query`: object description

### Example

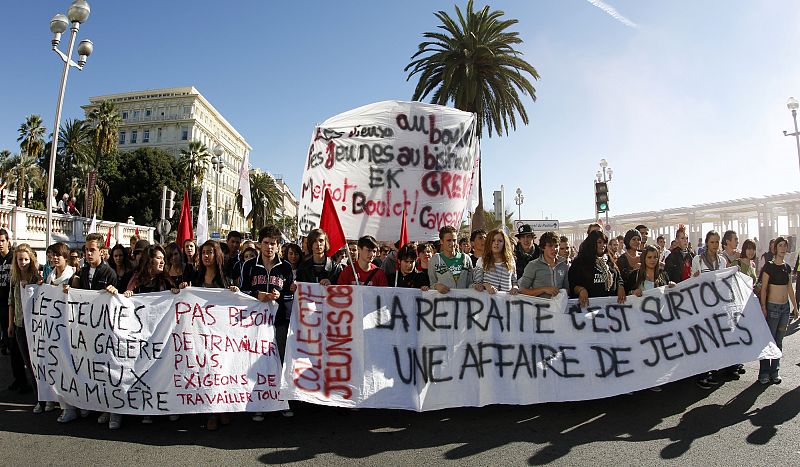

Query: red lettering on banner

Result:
[420,171,471,199]
[351,189,417,217]
[324,288,354,399]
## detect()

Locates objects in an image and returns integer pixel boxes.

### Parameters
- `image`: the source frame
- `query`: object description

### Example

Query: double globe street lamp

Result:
[46,0,94,248]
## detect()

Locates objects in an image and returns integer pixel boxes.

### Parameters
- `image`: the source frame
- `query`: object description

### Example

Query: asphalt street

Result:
[2,322,800,466]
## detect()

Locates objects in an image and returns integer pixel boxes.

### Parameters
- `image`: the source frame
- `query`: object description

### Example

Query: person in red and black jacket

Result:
[664,227,694,284]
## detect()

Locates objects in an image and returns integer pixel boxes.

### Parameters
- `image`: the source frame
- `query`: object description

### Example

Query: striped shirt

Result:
[473,258,518,291]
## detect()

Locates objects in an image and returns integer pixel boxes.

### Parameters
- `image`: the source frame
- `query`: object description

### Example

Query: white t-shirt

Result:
[88,267,96,284]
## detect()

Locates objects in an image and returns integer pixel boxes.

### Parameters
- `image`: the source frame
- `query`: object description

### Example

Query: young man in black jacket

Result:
[388,245,430,289]
[0,229,25,392]
[239,225,294,419]
[69,233,118,292]
[64,233,120,427]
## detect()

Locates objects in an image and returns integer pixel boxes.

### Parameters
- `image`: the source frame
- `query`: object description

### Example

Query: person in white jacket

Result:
[45,242,78,422]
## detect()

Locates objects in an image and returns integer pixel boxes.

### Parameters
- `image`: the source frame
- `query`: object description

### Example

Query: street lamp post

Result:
[596,158,613,229]
[46,0,93,248]
[782,97,800,174]
[211,145,225,235]
[514,187,524,221]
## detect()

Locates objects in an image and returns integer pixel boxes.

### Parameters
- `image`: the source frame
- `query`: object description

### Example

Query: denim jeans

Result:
[759,302,790,378]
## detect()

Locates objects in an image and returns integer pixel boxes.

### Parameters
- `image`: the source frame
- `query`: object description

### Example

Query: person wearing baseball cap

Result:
[514,224,541,275]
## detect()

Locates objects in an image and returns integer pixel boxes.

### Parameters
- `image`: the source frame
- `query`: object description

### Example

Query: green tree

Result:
[178,140,211,190]
[405,0,540,229]
[56,118,91,200]
[104,147,182,226]
[16,115,47,207]
[237,171,281,236]
[85,101,121,217]
[2,152,44,208]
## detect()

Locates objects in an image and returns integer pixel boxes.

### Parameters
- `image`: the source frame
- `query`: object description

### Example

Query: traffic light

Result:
[493,190,503,221]
[595,182,609,213]
[167,188,176,218]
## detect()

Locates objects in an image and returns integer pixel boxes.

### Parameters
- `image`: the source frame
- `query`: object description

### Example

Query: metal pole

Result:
[602,166,610,228]
[46,24,79,248]
[793,109,800,175]
[188,158,194,207]
[215,166,220,234]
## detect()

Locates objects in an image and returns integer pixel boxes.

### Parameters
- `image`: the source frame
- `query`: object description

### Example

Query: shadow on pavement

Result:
[0,357,790,464]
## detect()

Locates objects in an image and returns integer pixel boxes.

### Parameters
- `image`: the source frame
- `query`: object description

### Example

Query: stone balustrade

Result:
[2,205,154,252]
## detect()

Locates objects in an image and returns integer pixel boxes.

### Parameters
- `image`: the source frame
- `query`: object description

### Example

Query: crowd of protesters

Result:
[1,220,796,430]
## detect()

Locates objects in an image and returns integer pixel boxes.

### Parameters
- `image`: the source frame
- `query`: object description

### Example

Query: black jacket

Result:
[664,247,694,284]
[514,242,541,277]
[240,254,294,325]
[388,271,430,289]
[76,261,117,290]
[296,257,342,284]
[567,256,623,298]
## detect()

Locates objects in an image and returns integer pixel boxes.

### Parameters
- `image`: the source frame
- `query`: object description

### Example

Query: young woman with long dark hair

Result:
[567,230,626,308]
[110,243,134,291]
[758,236,798,385]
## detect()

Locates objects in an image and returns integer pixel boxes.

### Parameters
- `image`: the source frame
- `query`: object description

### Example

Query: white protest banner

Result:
[282,269,780,411]
[23,285,289,415]
[297,100,479,241]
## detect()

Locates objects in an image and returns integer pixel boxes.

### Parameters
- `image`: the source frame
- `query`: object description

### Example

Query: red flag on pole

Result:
[135,227,139,236]
[320,189,346,258]
[399,207,408,249]
[105,227,112,248]
[176,190,193,247]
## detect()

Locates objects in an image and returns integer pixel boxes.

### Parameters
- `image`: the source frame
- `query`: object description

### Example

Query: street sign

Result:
[211,232,221,240]
[514,219,560,231]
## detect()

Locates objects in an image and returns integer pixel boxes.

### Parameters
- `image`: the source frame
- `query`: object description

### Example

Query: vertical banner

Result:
[297,100,479,241]
[23,286,289,415]
[282,269,780,411]
[85,170,97,217]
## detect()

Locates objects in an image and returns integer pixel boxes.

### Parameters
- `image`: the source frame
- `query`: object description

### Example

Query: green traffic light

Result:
[600,203,607,210]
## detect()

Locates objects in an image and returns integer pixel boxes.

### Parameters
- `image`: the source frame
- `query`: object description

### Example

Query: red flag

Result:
[176,190,193,247]
[105,227,112,248]
[399,207,408,249]
[320,189,346,257]
[135,227,139,236]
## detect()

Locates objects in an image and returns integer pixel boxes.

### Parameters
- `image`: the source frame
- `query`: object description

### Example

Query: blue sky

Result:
[2,1,799,224]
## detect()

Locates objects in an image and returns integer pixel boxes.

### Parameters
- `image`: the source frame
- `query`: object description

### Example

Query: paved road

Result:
[2,322,800,466]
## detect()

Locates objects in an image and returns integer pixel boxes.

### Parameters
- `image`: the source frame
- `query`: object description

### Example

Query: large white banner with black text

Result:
[281,269,780,411]
[22,286,289,415]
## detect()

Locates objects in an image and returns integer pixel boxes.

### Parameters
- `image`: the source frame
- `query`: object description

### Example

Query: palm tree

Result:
[56,119,91,197]
[16,115,47,207]
[405,0,540,229]
[237,171,281,234]
[2,153,44,208]
[178,140,211,190]
[85,101,121,217]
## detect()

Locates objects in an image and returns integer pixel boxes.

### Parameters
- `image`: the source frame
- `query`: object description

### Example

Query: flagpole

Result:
[343,243,360,286]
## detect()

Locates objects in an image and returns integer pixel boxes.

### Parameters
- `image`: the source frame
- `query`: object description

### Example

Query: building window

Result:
[183,106,191,115]
[143,129,150,143]
[133,110,140,120]
[145,109,152,117]
[181,127,188,140]
[157,127,162,142]
[119,131,126,144]
[131,130,138,144]
[122,111,128,120]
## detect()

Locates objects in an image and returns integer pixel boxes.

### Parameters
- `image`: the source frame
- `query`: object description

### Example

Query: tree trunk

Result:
[471,158,485,231]
[16,167,24,208]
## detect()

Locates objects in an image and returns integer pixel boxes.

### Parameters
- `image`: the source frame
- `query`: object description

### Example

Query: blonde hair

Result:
[12,243,39,284]
[482,229,514,272]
